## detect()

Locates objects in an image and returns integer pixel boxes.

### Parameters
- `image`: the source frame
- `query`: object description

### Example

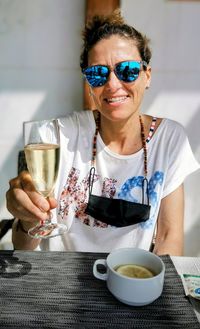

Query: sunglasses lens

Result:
[115,61,140,82]
[84,66,109,87]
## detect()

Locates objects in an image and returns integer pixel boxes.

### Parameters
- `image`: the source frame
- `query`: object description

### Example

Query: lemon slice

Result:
[115,264,154,278]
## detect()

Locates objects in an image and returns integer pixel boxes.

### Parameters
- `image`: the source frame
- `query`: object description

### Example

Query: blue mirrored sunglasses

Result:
[82,60,147,87]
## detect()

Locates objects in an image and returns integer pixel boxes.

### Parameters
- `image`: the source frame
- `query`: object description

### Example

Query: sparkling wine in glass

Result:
[24,119,67,239]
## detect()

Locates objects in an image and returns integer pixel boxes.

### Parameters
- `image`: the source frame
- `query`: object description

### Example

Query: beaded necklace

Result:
[86,112,151,226]
[139,115,148,177]
[146,117,157,143]
[89,112,150,205]
[92,112,148,178]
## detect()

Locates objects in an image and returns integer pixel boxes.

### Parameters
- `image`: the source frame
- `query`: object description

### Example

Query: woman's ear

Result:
[145,66,151,89]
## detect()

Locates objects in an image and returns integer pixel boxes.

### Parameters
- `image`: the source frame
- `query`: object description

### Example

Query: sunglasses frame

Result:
[82,60,148,88]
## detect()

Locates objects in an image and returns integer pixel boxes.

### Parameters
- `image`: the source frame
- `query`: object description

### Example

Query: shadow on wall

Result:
[185,219,200,257]
[0,106,51,220]
[144,85,200,256]
[179,108,200,257]
[186,106,200,156]
[0,81,82,219]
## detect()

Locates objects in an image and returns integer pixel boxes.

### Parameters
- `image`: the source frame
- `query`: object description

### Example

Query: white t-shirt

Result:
[39,111,200,252]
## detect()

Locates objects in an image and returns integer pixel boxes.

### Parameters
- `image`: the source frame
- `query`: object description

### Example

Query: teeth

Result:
[107,96,127,103]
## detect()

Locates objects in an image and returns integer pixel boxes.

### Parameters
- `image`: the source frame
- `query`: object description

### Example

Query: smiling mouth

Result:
[105,96,129,104]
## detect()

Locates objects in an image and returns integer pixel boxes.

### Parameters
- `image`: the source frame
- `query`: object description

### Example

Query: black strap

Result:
[88,167,150,206]
[142,177,150,206]
[88,167,96,195]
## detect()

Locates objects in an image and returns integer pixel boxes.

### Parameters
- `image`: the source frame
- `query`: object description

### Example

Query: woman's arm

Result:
[153,184,184,256]
[12,218,41,250]
[6,171,57,250]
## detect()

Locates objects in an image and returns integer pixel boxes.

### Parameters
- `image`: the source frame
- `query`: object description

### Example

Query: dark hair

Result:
[80,9,152,70]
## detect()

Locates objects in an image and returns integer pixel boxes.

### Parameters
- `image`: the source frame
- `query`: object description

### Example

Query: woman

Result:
[7,10,199,254]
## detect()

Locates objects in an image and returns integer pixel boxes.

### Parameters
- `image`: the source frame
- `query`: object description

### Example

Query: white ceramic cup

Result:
[93,248,165,306]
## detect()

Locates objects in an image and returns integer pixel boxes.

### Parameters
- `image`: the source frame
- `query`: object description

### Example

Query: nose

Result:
[106,71,122,90]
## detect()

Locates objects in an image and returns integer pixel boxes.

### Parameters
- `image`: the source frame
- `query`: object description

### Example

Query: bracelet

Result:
[16,219,29,234]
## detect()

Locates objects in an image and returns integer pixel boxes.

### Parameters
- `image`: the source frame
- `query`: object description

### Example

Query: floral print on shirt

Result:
[58,167,164,229]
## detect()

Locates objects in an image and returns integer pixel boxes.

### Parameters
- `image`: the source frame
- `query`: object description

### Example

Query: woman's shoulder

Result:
[144,114,186,143]
[159,117,186,136]
[58,110,96,133]
[149,115,185,131]
[58,109,93,124]
[145,114,183,127]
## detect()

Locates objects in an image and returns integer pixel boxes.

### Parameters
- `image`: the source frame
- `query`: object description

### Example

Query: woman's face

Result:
[88,35,151,123]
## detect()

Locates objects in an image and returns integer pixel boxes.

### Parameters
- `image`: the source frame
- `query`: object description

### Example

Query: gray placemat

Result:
[0,251,199,329]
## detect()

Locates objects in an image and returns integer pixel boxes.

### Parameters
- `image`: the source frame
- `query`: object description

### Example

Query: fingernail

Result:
[38,200,49,212]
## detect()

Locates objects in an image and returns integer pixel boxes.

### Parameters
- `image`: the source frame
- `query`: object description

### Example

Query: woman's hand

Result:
[6,171,57,225]
[6,171,58,250]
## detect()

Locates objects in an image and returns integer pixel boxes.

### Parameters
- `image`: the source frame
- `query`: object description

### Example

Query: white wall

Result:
[0,0,85,220]
[122,0,200,256]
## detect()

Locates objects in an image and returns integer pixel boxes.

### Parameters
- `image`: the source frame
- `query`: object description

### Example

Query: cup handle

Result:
[93,259,108,281]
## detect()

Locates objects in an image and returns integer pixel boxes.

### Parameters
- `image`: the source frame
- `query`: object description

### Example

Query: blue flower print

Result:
[148,171,164,207]
[118,176,144,202]
[118,171,164,229]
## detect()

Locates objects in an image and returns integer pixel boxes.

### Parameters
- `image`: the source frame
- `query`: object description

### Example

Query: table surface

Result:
[0,250,200,329]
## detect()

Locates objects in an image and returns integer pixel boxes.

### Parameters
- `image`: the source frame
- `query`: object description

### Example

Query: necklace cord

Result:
[91,112,149,205]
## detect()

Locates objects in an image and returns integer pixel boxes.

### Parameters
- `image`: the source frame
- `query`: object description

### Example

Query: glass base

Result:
[28,223,68,239]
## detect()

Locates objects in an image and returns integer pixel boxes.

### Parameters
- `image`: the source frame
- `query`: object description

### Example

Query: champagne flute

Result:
[24,119,67,239]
